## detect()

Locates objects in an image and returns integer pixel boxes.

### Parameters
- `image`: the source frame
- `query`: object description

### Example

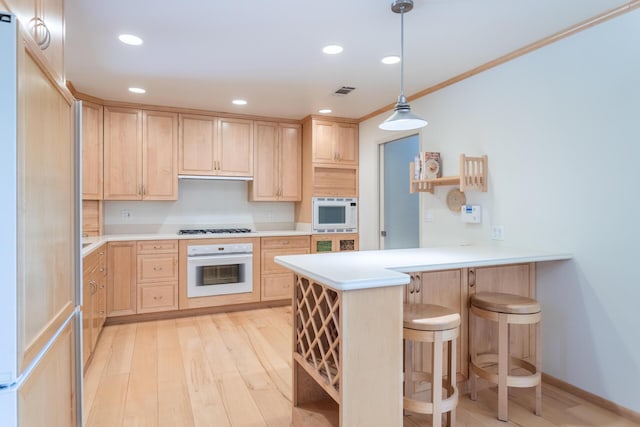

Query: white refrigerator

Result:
[0,12,82,426]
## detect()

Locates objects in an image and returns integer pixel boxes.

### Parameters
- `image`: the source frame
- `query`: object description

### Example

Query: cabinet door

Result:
[107,241,137,316]
[312,120,335,163]
[335,122,358,164]
[19,319,76,427]
[81,101,103,200]
[92,246,107,350]
[419,270,467,380]
[218,117,253,176]
[103,107,142,200]
[279,123,302,201]
[81,269,92,367]
[471,263,535,360]
[250,121,278,200]
[142,111,178,200]
[179,114,216,175]
[17,44,75,371]
[336,234,358,251]
[311,235,334,253]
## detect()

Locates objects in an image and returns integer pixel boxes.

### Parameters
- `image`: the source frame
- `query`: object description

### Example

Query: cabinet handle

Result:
[153,245,161,249]
[469,269,476,288]
[153,296,163,300]
[30,17,51,50]
[98,252,104,255]
[138,184,143,195]
[98,311,105,315]
[142,185,146,195]
[408,275,415,294]
[153,267,163,271]
[415,274,422,293]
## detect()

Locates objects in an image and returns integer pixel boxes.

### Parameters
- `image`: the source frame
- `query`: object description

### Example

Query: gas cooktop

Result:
[178,228,252,235]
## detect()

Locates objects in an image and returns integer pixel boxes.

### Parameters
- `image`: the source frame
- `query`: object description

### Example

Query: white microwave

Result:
[312,197,358,233]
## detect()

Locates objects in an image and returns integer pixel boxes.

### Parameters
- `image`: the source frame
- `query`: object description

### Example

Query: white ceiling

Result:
[65,0,627,120]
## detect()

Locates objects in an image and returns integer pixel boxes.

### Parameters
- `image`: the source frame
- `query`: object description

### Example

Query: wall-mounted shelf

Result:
[410,154,488,193]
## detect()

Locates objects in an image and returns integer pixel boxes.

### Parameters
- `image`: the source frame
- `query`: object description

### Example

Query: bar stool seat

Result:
[469,292,542,422]
[404,303,460,427]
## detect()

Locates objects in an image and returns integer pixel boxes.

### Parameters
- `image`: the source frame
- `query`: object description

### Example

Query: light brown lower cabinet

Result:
[136,240,179,313]
[261,236,310,301]
[82,244,106,367]
[19,318,77,426]
[404,269,468,389]
[106,241,137,316]
[310,233,359,253]
[403,263,535,388]
[470,263,536,360]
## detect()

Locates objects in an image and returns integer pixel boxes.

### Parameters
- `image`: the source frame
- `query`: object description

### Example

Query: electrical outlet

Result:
[424,209,434,222]
[491,225,504,240]
[120,209,132,220]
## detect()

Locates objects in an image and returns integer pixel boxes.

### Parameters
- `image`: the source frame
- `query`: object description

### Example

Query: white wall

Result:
[360,10,640,412]
[104,179,294,233]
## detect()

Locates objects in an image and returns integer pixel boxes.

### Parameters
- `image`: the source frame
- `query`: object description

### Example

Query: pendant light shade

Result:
[379,0,428,131]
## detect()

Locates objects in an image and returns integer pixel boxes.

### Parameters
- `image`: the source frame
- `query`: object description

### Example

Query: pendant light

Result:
[379,0,428,131]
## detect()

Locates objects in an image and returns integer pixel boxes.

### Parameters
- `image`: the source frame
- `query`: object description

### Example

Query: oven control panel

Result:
[187,243,253,257]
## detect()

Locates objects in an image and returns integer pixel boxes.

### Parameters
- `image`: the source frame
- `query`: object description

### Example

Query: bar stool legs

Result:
[469,292,542,422]
[403,304,460,427]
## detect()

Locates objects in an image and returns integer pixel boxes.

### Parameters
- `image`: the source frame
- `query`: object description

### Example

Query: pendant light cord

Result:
[400,8,405,99]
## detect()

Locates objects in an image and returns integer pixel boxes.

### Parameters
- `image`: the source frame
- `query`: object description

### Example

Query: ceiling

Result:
[65,0,627,121]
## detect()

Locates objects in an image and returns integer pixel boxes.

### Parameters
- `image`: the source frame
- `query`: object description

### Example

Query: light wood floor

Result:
[84,306,638,427]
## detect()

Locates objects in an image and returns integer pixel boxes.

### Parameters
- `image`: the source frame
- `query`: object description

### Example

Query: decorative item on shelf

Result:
[410,154,488,194]
[414,151,441,179]
[379,0,428,131]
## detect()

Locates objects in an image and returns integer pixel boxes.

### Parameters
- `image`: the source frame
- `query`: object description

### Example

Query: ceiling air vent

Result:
[334,86,356,96]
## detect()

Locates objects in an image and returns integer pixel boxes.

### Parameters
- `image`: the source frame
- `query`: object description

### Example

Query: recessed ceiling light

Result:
[381,55,401,65]
[322,45,343,55]
[232,99,247,105]
[128,87,146,94]
[118,34,143,46]
[318,109,332,114]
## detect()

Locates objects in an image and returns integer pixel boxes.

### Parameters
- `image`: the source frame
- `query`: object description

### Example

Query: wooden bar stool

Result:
[403,303,460,427]
[469,292,542,422]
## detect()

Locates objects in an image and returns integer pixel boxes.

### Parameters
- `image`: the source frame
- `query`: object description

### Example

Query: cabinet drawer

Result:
[137,254,178,283]
[83,245,106,275]
[136,240,178,254]
[262,247,309,275]
[137,284,178,313]
[261,236,310,250]
[261,274,294,301]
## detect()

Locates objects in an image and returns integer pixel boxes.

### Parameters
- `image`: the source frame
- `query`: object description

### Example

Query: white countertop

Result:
[81,230,312,256]
[274,245,572,291]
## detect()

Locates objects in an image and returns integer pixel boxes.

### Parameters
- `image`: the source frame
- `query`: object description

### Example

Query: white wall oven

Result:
[187,243,253,297]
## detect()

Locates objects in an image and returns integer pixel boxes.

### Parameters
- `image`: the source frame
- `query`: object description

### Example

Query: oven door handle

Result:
[187,253,253,263]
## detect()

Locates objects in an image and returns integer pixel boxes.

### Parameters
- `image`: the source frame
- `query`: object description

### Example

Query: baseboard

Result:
[542,373,640,424]
[104,299,291,326]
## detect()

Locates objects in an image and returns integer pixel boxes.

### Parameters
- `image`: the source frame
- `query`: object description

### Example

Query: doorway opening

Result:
[379,135,420,249]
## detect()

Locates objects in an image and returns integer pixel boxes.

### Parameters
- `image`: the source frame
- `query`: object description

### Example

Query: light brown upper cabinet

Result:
[6,0,65,82]
[179,114,254,177]
[250,121,301,201]
[81,101,103,200]
[103,107,178,200]
[312,120,358,165]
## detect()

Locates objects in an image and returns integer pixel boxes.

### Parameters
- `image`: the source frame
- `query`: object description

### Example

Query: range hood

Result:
[178,175,253,181]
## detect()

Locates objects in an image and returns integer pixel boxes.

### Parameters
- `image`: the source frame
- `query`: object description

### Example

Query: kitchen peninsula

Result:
[275,245,572,426]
